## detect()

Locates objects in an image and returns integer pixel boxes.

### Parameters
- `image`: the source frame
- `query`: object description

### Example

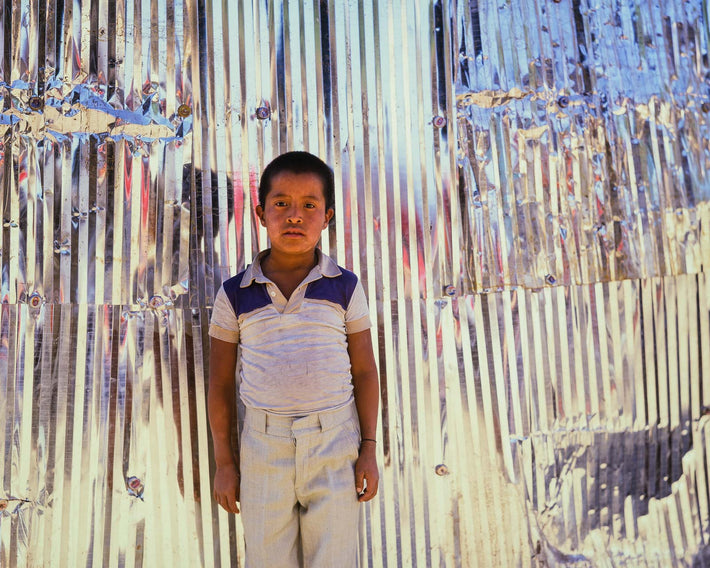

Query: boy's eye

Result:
[274,201,287,207]
[304,203,316,209]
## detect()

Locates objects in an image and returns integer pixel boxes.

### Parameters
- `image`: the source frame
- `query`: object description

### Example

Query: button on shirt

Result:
[209,249,371,415]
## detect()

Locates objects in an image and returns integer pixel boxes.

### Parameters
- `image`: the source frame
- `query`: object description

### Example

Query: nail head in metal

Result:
[445,285,457,297]
[557,96,569,108]
[127,476,144,498]
[29,97,43,110]
[545,274,557,285]
[28,293,43,308]
[256,106,270,120]
[0,500,7,511]
[702,102,710,113]
[433,115,447,128]
[177,104,192,118]
[435,464,449,476]
[149,295,165,309]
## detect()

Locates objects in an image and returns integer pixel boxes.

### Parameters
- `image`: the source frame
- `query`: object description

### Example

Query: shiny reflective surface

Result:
[1,0,710,566]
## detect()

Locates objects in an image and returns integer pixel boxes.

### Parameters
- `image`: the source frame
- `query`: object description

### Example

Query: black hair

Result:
[258,151,335,212]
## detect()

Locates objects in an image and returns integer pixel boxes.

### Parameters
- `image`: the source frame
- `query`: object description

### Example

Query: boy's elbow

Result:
[352,368,379,389]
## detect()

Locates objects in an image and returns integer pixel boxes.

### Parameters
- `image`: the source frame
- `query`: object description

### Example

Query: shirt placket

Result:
[265,282,287,313]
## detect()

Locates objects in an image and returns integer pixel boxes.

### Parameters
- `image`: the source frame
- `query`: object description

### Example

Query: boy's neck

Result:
[261,248,319,275]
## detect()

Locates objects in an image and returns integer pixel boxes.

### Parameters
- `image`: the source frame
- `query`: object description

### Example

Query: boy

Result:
[208,151,380,567]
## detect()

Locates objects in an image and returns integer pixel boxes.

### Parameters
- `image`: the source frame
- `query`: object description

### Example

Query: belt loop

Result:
[247,408,267,433]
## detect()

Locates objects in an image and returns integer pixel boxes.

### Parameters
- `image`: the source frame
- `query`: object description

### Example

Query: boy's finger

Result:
[224,500,240,514]
[357,473,378,502]
[223,494,237,514]
[358,486,374,502]
[216,491,240,514]
[355,471,365,493]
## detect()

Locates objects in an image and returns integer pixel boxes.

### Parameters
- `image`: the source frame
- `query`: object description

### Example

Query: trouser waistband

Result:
[244,402,358,437]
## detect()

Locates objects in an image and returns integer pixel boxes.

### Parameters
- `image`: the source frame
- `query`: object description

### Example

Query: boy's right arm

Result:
[208,337,240,514]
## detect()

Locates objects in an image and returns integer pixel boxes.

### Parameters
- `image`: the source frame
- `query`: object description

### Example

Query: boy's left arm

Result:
[347,329,380,502]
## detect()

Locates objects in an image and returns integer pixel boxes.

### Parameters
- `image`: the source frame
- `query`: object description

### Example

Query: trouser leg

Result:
[297,413,361,568]
[239,424,300,568]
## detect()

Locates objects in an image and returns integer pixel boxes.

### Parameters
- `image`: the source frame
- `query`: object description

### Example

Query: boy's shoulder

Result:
[222,268,249,291]
[305,264,359,311]
[220,268,271,317]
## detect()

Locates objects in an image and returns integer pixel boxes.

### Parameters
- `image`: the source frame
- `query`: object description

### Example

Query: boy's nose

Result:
[286,212,302,223]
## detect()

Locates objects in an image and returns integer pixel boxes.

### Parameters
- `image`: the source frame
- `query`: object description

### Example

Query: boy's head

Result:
[259,151,335,213]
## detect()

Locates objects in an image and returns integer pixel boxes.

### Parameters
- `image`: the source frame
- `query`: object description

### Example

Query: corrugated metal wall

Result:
[1,0,709,566]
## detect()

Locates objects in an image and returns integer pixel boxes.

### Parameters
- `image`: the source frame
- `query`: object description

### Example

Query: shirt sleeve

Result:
[345,278,371,334]
[209,285,240,343]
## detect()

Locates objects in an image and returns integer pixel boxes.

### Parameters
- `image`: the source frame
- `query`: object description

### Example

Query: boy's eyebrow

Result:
[269,192,324,201]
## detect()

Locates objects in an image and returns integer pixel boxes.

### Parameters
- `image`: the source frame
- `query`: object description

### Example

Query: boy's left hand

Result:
[355,444,379,502]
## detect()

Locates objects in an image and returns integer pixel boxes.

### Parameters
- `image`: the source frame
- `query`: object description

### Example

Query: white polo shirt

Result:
[209,249,371,415]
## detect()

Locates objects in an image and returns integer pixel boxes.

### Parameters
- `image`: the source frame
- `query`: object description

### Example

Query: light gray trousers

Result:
[240,403,361,568]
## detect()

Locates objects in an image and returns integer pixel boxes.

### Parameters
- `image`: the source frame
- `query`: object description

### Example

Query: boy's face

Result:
[256,172,334,257]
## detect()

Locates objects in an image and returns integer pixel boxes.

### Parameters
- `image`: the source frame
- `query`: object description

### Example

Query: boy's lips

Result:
[282,230,305,237]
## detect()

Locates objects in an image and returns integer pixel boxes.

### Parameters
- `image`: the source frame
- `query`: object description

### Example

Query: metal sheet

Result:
[1,0,710,566]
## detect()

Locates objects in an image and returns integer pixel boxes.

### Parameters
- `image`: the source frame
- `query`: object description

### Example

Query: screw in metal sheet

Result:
[702,102,710,113]
[445,285,457,297]
[29,96,43,111]
[557,96,569,108]
[177,104,192,118]
[126,476,144,498]
[0,499,7,511]
[435,464,449,476]
[545,274,557,285]
[149,295,165,309]
[28,293,43,309]
[433,115,447,128]
[256,106,271,120]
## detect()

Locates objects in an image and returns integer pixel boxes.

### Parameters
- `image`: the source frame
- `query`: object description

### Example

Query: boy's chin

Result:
[271,242,319,255]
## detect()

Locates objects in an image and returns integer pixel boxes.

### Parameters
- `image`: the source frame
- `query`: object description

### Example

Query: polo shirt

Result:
[209,249,371,415]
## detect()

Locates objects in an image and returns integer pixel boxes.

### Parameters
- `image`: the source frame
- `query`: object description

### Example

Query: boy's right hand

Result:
[213,462,241,514]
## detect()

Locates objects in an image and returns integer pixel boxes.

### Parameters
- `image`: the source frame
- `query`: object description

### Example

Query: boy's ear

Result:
[323,208,334,227]
[255,205,266,226]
